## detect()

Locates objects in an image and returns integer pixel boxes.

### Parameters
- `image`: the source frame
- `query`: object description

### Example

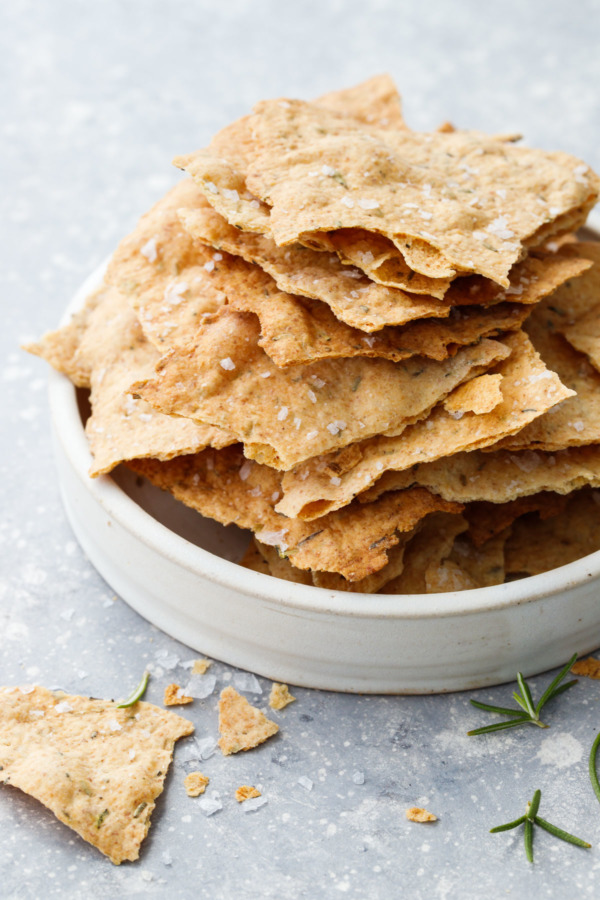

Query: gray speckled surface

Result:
[3,1,600,897]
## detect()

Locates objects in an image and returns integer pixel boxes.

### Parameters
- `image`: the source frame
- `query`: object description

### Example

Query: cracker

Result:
[548,243,600,373]
[277,330,573,519]
[184,772,209,797]
[239,540,272,575]
[316,74,407,129]
[235,785,261,802]
[443,373,503,416]
[218,686,278,755]
[446,529,509,587]
[105,179,227,352]
[164,684,193,706]
[191,659,212,675]
[465,493,569,546]
[23,286,107,388]
[127,447,462,581]
[77,286,232,477]
[268,684,296,710]
[134,307,509,470]
[0,685,193,865]
[366,445,600,505]
[383,513,468,594]
[571,657,600,679]
[425,559,479,592]
[504,489,600,576]
[406,807,437,823]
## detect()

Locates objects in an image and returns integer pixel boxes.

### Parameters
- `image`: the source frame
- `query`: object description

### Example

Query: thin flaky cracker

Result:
[464,493,569,547]
[202,98,598,284]
[184,772,209,797]
[23,286,107,388]
[78,286,233,477]
[383,513,468,594]
[134,307,509,470]
[547,243,600,373]
[218,687,278,756]
[504,489,600,576]
[179,202,449,329]
[425,559,479,592]
[277,330,573,520]
[105,179,227,352]
[127,447,462,581]
[316,74,407,129]
[191,659,212,676]
[406,807,437,823]
[268,684,296,710]
[0,685,193,865]
[571,657,600,679]
[235,785,261,802]
[364,445,600,505]
[239,540,273,576]
[164,684,193,706]
[443,373,503,417]
[446,529,510,588]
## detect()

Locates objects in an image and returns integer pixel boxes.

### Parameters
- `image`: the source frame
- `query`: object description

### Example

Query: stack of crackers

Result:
[28,76,600,592]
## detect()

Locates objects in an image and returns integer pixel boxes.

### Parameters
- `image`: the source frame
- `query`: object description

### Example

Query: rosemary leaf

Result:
[527,789,542,820]
[517,673,536,719]
[489,815,526,833]
[534,653,578,715]
[467,718,534,736]
[589,729,600,805]
[116,670,150,708]
[524,818,534,863]
[534,816,591,849]
[470,699,529,718]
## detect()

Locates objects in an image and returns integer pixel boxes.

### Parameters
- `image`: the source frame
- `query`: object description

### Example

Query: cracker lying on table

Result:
[406,807,437,823]
[235,785,262,802]
[164,683,193,706]
[184,772,209,797]
[268,684,296,710]
[277,330,573,519]
[571,657,600,679]
[127,447,462,581]
[0,685,193,865]
[134,307,509,470]
[218,687,278,755]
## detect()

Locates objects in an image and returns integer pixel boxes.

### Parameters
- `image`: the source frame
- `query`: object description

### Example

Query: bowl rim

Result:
[49,219,600,623]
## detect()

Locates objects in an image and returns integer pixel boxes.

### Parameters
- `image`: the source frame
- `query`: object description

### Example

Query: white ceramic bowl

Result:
[49,222,600,694]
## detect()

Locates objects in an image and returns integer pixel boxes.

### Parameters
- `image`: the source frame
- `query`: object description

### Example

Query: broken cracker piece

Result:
[269,683,296,710]
[406,807,438,823]
[218,686,278,755]
[192,659,212,676]
[235,785,261,803]
[164,684,193,706]
[0,685,193,865]
[184,772,209,797]
[571,657,600,679]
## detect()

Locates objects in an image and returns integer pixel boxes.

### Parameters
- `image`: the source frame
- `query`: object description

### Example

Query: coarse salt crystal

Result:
[327,420,347,436]
[242,797,268,813]
[239,460,253,481]
[321,164,336,176]
[213,252,223,261]
[486,216,515,240]
[198,791,223,816]
[184,673,217,700]
[249,199,260,208]
[330,476,342,486]
[570,420,585,432]
[574,164,588,184]
[108,719,122,732]
[297,776,313,791]
[308,389,317,404]
[129,749,136,761]
[310,375,326,388]
[19,685,35,695]
[220,357,235,371]
[139,413,153,423]
[352,771,365,785]
[233,672,262,694]
[222,188,239,202]
[204,260,215,273]
[294,417,302,429]
[357,197,379,210]
[340,196,355,208]
[205,181,218,194]
[140,237,158,262]
[306,430,318,440]
[54,701,73,713]
[259,529,289,550]
[260,371,272,378]
[419,210,432,220]
[277,406,289,421]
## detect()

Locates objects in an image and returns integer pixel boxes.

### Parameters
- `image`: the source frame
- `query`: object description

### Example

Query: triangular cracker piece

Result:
[277,330,573,519]
[0,686,193,865]
[218,686,278,755]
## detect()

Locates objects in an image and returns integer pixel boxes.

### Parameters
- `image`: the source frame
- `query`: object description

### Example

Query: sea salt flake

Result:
[307,389,317,404]
[258,529,289,551]
[327,420,347,436]
[306,430,318,440]
[198,791,222,816]
[205,181,219,194]
[220,357,236,371]
[297,776,313,791]
[129,749,136,761]
[60,608,75,622]
[242,797,268,813]
[357,198,379,210]
[233,672,263,694]
[54,701,73,713]
[222,188,239,202]
[574,164,588,184]
[330,476,342,486]
[352,771,365,785]
[239,460,253,481]
[486,216,515,240]
[203,260,215,273]
[277,406,289,422]
[321,164,336,176]
[184,673,217,700]
[340,196,355,209]
[140,237,158,263]
[196,736,219,760]
[108,719,122,732]
[156,648,180,670]
[19,685,35,695]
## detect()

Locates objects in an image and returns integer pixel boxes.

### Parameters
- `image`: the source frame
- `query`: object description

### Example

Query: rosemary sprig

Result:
[116,670,150,708]
[589,729,600,805]
[490,789,591,863]
[467,653,578,736]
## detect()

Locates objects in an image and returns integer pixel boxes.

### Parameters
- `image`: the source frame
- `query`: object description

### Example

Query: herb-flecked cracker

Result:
[0,685,193,865]
[218,686,278,755]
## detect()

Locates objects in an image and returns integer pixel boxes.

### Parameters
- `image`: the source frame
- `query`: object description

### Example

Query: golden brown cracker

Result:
[127,447,461,581]
[268,684,296,710]
[235,785,262,802]
[277,330,573,520]
[134,307,509,471]
[465,493,569,547]
[383,513,468,594]
[191,659,212,676]
[316,74,407,129]
[164,684,193,706]
[571,657,600,679]
[447,529,509,587]
[0,685,193,865]
[443,373,503,417]
[218,687,278,755]
[239,540,272,575]
[184,772,209,797]
[406,807,437,823]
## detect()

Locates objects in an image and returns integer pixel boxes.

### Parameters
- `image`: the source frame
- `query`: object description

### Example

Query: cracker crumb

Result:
[218,686,279,755]
[164,684,193,706]
[571,657,600,679]
[235,785,261,803]
[406,807,437,823]
[192,659,212,676]
[184,772,209,797]
[269,683,296,710]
